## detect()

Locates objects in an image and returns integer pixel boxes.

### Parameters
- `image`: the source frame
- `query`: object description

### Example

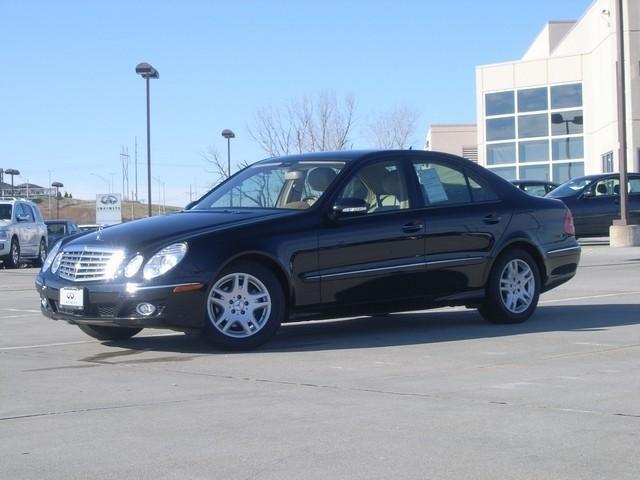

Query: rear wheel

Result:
[4,238,20,269]
[203,262,285,350]
[77,324,142,341]
[479,248,540,324]
[34,238,47,267]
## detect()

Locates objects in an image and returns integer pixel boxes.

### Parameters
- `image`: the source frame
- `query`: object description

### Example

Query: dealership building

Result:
[429,0,639,183]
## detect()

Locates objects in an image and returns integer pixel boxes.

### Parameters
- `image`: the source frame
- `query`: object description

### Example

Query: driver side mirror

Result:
[331,198,368,219]
[581,189,594,199]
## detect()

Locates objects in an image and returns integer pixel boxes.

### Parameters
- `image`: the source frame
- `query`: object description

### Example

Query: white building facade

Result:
[425,124,478,161]
[476,0,640,183]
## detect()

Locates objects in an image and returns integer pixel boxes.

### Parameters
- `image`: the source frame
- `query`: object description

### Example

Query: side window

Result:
[593,178,619,196]
[24,204,36,222]
[467,174,499,202]
[522,184,547,197]
[628,179,640,194]
[336,159,409,214]
[412,161,471,205]
[16,203,30,221]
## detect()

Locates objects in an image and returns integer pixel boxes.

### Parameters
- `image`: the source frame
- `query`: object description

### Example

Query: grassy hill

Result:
[35,198,180,223]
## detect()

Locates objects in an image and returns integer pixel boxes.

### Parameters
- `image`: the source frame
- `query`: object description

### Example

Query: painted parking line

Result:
[0,332,179,351]
[539,291,640,304]
[0,308,41,313]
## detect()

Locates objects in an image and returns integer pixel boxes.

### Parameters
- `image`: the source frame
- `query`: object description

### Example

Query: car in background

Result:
[45,220,79,247]
[511,180,559,197]
[0,198,48,268]
[36,150,580,350]
[547,173,640,237]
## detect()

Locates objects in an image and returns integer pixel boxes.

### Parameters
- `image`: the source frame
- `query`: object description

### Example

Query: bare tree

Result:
[202,146,229,186]
[249,91,356,156]
[367,105,419,149]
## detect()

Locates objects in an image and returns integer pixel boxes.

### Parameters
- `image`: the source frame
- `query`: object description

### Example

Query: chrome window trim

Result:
[547,245,581,255]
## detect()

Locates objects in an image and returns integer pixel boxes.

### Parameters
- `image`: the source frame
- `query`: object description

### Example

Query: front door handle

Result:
[483,213,502,225]
[402,222,424,233]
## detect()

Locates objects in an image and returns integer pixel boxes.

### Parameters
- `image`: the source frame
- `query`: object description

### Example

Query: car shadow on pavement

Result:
[105,303,640,354]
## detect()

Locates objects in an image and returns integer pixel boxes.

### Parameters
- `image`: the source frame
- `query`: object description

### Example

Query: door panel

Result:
[316,157,427,307]
[424,202,511,299]
[317,210,426,305]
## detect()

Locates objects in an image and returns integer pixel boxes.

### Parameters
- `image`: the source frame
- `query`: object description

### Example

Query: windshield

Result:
[0,204,12,220]
[193,160,346,210]
[547,177,592,198]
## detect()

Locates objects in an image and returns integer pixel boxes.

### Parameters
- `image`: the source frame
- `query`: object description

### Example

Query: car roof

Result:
[253,150,375,165]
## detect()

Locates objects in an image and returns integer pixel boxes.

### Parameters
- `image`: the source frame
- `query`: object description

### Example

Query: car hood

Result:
[64,210,296,251]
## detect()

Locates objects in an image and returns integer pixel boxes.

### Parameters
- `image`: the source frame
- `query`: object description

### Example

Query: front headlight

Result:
[143,243,188,280]
[0,229,8,241]
[41,241,61,272]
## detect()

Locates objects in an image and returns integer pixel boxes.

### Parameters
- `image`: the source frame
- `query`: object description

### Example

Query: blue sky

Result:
[1,0,591,206]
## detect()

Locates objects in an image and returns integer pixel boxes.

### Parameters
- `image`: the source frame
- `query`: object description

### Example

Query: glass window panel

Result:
[521,184,548,197]
[340,160,409,213]
[519,164,550,181]
[485,91,514,116]
[551,110,583,135]
[518,113,548,138]
[487,143,516,165]
[486,117,515,141]
[628,179,640,194]
[519,140,549,163]
[467,175,499,202]
[517,87,547,112]
[488,166,517,181]
[552,137,584,160]
[412,161,471,206]
[552,162,584,183]
[551,83,582,109]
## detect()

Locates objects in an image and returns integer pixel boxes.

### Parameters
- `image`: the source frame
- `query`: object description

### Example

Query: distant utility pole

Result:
[134,136,138,203]
[120,146,130,202]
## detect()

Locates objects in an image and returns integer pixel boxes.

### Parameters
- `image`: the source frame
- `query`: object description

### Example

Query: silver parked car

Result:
[0,198,48,268]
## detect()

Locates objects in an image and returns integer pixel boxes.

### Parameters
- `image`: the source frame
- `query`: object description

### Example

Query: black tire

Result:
[479,248,541,324]
[4,237,20,269]
[77,324,142,341]
[203,261,285,350]
[34,238,47,268]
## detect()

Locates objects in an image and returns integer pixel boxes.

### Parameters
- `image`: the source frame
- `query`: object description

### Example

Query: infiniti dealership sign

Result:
[96,193,122,225]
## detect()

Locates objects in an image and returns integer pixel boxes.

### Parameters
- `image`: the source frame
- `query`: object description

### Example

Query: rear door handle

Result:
[483,213,501,225]
[402,222,424,233]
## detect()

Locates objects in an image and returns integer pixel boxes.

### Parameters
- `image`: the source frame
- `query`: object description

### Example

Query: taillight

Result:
[563,208,575,236]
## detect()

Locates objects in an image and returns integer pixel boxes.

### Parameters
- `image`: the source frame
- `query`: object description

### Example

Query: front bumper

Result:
[35,274,208,331]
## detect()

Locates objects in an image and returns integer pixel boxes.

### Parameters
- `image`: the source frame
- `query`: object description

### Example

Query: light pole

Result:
[5,169,20,196]
[551,113,583,179]
[51,181,63,219]
[221,129,235,178]
[135,62,159,217]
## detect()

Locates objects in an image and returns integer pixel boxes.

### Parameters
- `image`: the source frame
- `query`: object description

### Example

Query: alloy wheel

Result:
[207,272,272,339]
[499,259,535,314]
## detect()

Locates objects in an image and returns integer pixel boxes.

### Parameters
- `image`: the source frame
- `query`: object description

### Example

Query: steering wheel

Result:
[302,195,318,205]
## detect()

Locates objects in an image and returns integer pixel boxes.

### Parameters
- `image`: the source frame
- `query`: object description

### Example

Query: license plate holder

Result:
[59,287,84,309]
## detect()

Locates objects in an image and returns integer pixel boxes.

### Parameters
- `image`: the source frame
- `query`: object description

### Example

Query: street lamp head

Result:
[51,181,64,188]
[221,129,236,139]
[5,168,20,176]
[135,62,159,79]
[551,113,564,124]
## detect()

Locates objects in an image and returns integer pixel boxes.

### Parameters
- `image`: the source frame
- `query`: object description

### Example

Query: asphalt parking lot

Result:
[1,241,639,480]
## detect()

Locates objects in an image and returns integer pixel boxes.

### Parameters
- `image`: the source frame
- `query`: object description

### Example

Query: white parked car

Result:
[0,198,48,268]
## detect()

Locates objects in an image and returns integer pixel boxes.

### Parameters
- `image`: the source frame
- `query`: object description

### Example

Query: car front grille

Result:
[58,246,124,282]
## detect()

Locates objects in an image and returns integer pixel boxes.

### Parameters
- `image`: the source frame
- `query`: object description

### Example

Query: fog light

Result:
[136,302,156,316]
[41,297,48,308]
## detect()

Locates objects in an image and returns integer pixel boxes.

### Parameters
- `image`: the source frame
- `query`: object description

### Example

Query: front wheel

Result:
[479,248,540,324]
[78,324,142,341]
[203,262,285,350]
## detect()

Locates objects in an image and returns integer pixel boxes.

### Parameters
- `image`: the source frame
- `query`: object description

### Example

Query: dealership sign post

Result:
[96,193,122,225]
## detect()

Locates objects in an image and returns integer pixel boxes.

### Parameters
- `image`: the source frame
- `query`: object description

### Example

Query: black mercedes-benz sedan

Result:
[35,150,580,350]
[546,173,640,237]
